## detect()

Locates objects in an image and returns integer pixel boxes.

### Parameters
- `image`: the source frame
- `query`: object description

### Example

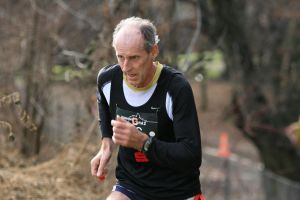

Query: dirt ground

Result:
[0,80,260,200]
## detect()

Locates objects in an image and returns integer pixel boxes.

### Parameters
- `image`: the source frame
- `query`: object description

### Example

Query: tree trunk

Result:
[20,7,39,156]
[210,0,300,182]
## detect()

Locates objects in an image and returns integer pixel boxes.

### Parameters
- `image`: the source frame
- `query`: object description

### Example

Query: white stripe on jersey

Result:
[102,82,111,105]
[166,92,173,120]
[101,81,173,120]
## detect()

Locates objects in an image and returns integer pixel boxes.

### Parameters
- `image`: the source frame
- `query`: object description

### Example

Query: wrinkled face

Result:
[114,28,157,88]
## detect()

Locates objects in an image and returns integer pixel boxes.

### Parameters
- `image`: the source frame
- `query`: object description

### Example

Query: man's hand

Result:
[111,115,148,151]
[90,138,113,181]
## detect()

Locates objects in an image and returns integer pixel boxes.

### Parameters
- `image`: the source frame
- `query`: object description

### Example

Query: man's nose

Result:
[122,59,130,72]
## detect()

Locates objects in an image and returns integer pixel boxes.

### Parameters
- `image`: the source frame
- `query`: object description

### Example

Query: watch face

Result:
[149,131,155,137]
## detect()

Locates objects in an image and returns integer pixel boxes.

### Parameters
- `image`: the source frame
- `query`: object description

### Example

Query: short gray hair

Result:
[112,16,160,53]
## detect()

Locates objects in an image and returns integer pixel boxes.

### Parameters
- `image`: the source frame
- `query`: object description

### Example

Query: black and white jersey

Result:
[97,62,202,200]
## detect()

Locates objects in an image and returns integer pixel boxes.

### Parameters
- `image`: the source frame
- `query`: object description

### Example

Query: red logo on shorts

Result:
[194,194,205,200]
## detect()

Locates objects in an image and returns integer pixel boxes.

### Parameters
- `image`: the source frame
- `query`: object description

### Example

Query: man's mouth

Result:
[127,73,137,80]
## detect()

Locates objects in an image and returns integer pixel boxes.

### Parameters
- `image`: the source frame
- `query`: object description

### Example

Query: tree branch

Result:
[183,0,202,73]
[55,0,99,31]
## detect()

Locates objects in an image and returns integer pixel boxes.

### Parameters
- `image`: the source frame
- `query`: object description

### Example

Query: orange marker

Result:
[218,132,231,158]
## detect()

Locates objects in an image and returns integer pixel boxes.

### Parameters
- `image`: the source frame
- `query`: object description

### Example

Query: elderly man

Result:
[91,17,204,200]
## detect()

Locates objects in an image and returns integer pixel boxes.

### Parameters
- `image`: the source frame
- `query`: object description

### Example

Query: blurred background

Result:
[0,0,299,199]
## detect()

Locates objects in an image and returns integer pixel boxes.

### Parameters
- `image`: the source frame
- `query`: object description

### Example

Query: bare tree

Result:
[206,0,300,184]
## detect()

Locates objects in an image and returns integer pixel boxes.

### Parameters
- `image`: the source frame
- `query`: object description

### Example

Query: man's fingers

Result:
[97,154,109,177]
[112,133,117,143]
[97,165,108,179]
[97,161,104,177]
[111,119,127,134]
[97,168,108,182]
[91,158,100,176]
[116,115,127,122]
[112,131,124,145]
[91,164,96,176]
[111,115,128,127]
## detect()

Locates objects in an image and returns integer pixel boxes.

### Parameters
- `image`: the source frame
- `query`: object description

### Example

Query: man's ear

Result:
[151,44,159,59]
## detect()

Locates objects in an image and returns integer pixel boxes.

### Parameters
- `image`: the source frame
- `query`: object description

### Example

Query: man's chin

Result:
[126,77,137,85]
[128,80,138,87]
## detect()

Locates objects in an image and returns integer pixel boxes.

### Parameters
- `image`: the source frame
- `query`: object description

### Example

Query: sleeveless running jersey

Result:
[97,63,202,200]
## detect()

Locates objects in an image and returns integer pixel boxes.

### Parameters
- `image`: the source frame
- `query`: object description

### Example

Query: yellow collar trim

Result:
[124,61,163,92]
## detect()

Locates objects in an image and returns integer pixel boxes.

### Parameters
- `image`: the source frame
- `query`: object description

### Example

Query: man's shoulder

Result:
[162,65,189,86]
[161,65,191,97]
[98,64,120,77]
[97,64,120,85]
[162,65,182,76]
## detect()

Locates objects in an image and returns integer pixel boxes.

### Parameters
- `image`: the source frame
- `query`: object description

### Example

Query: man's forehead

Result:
[116,26,142,40]
[115,27,144,50]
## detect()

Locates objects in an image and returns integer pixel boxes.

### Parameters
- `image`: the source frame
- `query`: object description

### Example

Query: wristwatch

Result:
[142,131,155,153]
